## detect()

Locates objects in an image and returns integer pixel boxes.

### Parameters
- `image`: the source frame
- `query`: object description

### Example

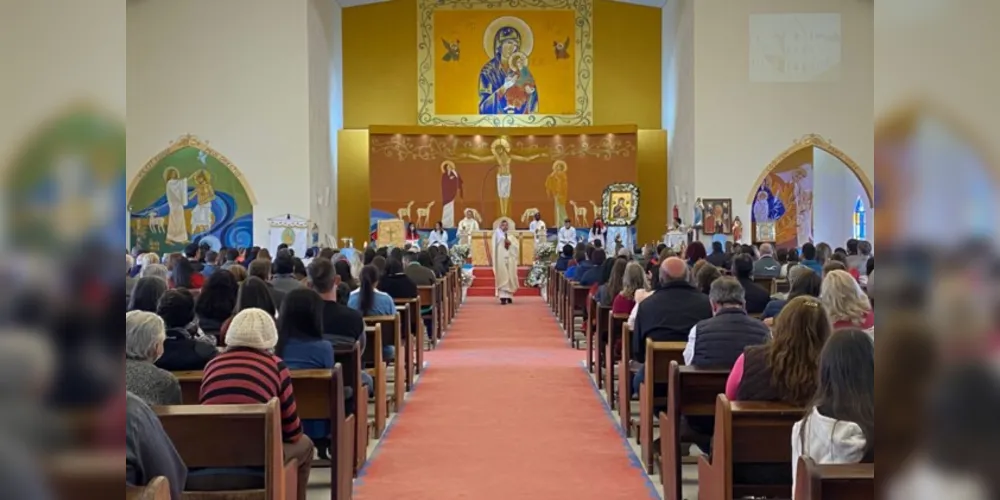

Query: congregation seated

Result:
[683,277,770,369]
[125,311,182,406]
[696,263,722,295]
[249,258,287,308]
[220,276,277,344]
[128,276,168,313]
[821,270,874,331]
[578,248,607,286]
[272,253,305,295]
[684,241,707,268]
[406,251,438,286]
[596,258,627,307]
[169,258,202,290]
[154,289,217,372]
[611,262,645,315]
[554,244,573,271]
[349,265,397,361]
[379,257,418,300]
[800,243,824,275]
[792,329,874,493]
[564,248,588,280]
[632,257,713,377]
[781,248,800,278]
[706,241,729,269]
[126,392,187,500]
[753,243,782,278]
[308,258,374,395]
[194,270,238,344]
[763,267,822,321]
[731,254,771,314]
[727,296,832,404]
[196,308,313,499]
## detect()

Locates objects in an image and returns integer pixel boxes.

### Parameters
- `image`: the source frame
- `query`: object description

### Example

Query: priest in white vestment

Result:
[528,212,547,248]
[457,209,480,247]
[493,220,519,305]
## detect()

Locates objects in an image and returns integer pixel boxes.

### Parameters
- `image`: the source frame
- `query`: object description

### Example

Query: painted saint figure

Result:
[440,160,463,228]
[189,169,215,234]
[461,136,543,220]
[733,216,743,243]
[478,19,539,115]
[544,160,569,224]
[163,167,189,244]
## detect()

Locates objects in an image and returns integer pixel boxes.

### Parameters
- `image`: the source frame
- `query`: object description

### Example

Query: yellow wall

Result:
[339,0,666,245]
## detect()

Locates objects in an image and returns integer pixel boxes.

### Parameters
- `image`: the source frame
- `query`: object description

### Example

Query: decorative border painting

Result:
[602,183,639,227]
[417,0,594,127]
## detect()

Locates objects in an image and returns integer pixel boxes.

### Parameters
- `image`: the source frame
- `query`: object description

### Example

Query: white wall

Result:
[812,147,871,247]
[308,0,343,242]
[662,0,696,222]
[127,0,312,246]
[691,0,873,226]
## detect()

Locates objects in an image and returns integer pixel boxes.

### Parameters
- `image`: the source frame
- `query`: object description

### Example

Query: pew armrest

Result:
[283,458,299,500]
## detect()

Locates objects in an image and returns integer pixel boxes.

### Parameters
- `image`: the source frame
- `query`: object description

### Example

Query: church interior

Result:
[7,0,1000,498]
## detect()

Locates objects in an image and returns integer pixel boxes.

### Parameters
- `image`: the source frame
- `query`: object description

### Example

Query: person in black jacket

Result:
[379,257,418,300]
[554,244,573,272]
[731,254,771,314]
[578,248,607,286]
[154,289,217,371]
[706,240,729,269]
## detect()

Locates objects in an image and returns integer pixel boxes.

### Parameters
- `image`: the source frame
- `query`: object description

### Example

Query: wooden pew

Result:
[176,371,202,406]
[697,395,805,500]
[129,476,171,500]
[289,367,353,500]
[611,313,632,434]
[359,323,389,438]
[395,297,424,378]
[49,452,143,500]
[434,279,446,340]
[333,342,368,475]
[364,315,403,412]
[156,399,296,500]
[795,457,875,500]
[592,302,611,395]
[566,284,590,348]
[754,276,777,296]
[547,267,557,310]
[639,342,690,474]
[417,286,438,348]
[659,361,731,499]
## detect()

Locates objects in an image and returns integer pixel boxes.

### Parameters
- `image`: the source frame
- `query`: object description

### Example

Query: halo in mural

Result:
[127,134,256,255]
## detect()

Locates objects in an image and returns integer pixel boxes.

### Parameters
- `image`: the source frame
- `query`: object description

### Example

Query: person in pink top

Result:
[726,296,832,404]
[820,270,874,331]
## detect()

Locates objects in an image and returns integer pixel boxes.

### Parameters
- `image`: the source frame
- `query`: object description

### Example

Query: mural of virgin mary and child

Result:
[478,17,539,115]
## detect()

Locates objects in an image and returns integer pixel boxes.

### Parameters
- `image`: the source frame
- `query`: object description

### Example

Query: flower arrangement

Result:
[526,243,557,288]
[460,268,475,288]
[450,244,471,264]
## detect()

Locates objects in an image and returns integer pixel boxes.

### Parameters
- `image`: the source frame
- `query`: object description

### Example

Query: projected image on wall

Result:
[749,13,842,83]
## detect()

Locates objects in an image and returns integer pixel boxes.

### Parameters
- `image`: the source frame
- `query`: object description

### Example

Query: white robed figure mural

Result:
[163,167,190,244]
[492,220,519,305]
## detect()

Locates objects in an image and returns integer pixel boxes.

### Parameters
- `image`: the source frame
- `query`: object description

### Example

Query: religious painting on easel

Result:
[417,0,593,126]
[376,219,406,249]
[602,183,639,227]
[701,198,733,235]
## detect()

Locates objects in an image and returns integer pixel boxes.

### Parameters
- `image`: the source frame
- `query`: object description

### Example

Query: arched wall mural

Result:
[127,135,257,254]
[747,134,873,248]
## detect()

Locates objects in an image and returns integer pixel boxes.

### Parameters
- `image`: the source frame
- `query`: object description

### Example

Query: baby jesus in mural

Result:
[503,52,536,113]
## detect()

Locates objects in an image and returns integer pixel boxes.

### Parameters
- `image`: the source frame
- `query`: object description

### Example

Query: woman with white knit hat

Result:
[194,308,314,498]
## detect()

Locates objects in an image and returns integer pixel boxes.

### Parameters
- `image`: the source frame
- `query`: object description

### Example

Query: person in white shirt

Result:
[588,219,607,248]
[528,212,547,248]
[557,219,577,249]
[427,221,449,249]
[456,209,480,247]
[791,329,873,497]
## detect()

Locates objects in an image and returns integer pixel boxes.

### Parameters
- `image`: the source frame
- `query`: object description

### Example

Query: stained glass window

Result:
[853,197,867,240]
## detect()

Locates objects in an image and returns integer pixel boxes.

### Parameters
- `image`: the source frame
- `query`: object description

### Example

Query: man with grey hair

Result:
[753,243,781,278]
[633,257,713,367]
[125,311,182,406]
[683,277,770,368]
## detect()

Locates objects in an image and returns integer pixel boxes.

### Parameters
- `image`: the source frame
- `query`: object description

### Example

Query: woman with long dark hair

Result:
[684,241,707,267]
[170,258,202,290]
[276,288,332,369]
[347,264,397,361]
[792,329,874,490]
[362,246,377,266]
[194,270,239,343]
[599,258,628,307]
[128,277,168,313]
[405,222,420,247]
[379,257,418,300]
[334,259,358,291]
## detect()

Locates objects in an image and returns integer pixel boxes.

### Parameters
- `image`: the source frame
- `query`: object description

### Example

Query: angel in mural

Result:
[553,37,570,59]
[478,18,539,115]
[163,167,190,244]
[442,38,460,62]
[189,169,216,234]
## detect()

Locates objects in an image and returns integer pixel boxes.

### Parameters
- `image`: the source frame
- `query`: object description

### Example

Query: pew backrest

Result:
[795,457,875,500]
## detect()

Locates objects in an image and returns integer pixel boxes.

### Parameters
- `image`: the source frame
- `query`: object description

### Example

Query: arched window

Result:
[853,197,867,240]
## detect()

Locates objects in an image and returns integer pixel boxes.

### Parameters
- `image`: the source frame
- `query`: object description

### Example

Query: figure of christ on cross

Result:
[459,137,545,220]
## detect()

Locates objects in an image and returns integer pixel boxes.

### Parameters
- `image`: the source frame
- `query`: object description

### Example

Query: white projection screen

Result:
[749,13,842,82]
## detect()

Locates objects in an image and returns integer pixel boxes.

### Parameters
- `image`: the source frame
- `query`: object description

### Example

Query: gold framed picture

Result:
[602,183,639,226]
[376,218,406,248]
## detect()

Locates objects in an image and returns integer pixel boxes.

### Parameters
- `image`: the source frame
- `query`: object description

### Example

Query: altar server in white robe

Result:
[428,221,449,248]
[528,212,547,248]
[493,220,519,305]
[457,209,480,247]
[557,219,577,249]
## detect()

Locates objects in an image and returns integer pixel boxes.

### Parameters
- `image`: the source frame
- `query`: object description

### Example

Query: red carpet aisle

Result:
[353,297,657,500]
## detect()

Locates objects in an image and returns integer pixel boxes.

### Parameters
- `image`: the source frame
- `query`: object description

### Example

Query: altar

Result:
[469,230,535,267]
